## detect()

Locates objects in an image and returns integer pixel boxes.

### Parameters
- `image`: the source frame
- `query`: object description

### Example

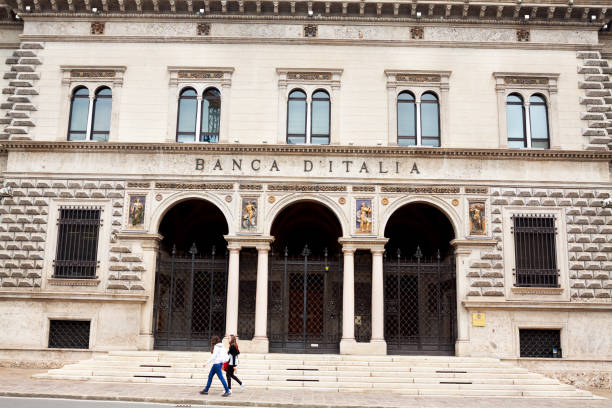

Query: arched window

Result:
[90,87,112,142]
[420,92,440,147]
[506,93,526,148]
[201,88,221,143]
[529,94,550,149]
[68,87,90,141]
[311,90,330,145]
[176,88,198,143]
[397,91,416,146]
[287,89,307,144]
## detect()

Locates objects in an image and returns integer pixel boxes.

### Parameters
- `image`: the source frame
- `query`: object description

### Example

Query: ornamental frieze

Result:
[287,72,332,81]
[504,76,549,86]
[396,74,441,83]
[155,182,233,190]
[70,70,116,78]
[381,185,460,194]
[178,71,224,79]
[268,184,347,192]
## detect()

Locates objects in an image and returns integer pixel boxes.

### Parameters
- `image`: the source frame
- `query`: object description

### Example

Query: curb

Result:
[0,391,377,408]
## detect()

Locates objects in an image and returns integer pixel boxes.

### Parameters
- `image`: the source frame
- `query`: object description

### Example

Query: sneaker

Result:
[240,383,245,391]
[222,391,232,397]
[199,389,208,395]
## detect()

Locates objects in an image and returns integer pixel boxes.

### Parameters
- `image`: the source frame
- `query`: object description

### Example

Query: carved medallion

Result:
[338,197,346,205]
[268,195,276,203]
[452,199,459,206]
[155,193,163,201]
[304,24,318,38]
[225,195,233,202]
[90,22,105,35]
[516,29,530,42]
[410,27,424,40]
[197,23,211,36]
[381,197,389,206]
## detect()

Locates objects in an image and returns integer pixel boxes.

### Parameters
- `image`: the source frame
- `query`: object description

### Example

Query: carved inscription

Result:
[70,70,116,78]
[178,71,223,79]
[127,182,151,188]
[353,186,375,192]
[268,184,347,192]
[287,72,332,81]
[396,74,441,83]
[381,186,460,194]
[465,187,489,194]
[239,184,263,190]
[155,182,233,190]
[504,76,549,85]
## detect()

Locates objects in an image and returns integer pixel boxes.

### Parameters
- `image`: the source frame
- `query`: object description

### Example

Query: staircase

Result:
[33,351,596,398]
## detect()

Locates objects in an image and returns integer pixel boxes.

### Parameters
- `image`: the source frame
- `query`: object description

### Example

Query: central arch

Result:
[383,202,457,355]
[152,199,229,351]
[267,200,343,353]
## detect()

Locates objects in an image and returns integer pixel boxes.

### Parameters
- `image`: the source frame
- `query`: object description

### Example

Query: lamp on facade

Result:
[416,11,422,18]
[308,9,313,17]
[197,8,205,14]
[523,14,530,21]
[25,5,32,12]
[591,14,597,22]
[91,7,100,13]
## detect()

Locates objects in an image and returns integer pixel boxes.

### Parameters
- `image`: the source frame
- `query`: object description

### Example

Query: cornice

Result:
[0,290,148,302]
[1,141,611,162]
[463,300,612,311]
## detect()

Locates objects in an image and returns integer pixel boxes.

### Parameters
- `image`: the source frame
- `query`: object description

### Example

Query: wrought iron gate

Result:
[384,248,456,355]
[153,244,228,351]
[268,246,342,353]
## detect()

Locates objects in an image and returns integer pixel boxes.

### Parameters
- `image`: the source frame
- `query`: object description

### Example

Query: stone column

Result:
[252,242,271,352]
[339,246,356,353]
[134,233,162,350]
[225,243,241,338]
[371,248,386,348]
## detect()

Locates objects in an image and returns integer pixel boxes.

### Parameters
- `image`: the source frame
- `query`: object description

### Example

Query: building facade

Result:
[0,0,611,375]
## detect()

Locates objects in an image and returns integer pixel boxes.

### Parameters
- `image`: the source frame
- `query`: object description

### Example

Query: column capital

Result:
[450,238,498,255]
[338,237,388,252]
[224,235,275,250]
[116,232,162,250]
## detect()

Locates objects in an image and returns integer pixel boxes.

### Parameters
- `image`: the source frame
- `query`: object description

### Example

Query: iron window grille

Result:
[511,215,558,288]
[48,320,91,349]
[519,329,561,358]
[54,208,101,279]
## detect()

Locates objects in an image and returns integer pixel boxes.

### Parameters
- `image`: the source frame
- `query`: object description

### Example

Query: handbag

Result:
[222,361,229,371]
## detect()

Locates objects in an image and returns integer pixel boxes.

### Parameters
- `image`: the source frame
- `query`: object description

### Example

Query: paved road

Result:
[0,397,272,408]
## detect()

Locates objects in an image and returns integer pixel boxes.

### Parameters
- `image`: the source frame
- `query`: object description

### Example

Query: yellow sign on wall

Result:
[472,312,486,327]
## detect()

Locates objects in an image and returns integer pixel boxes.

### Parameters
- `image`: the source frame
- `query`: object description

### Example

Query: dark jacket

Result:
[228,344,240,366]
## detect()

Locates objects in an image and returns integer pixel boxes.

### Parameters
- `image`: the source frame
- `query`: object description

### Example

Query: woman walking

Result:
[226,335,244,391]
[200,336,231,397]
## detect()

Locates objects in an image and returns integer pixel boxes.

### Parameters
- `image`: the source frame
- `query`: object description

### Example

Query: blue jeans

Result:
[204,363,229,393]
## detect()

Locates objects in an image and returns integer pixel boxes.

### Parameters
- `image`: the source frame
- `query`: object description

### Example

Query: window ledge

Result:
[511,287,564,295]
[48,278,100,287]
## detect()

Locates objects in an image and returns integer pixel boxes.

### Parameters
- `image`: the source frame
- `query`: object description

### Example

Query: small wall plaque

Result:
[472,312,486,327]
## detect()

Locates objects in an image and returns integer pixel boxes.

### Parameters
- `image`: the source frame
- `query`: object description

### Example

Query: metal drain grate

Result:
[436,370,467,374]
[286,368,319,371]
[440,381,472,384]
[139,364,172,368]
[134,375,166,378]
[48,320,91,349]
[286,379,319,382]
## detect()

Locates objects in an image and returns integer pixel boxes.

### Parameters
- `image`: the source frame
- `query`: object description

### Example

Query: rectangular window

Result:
[48,320,91,349]
[54,208,101,279]
[512,215,558,287]
[519,329,561,358]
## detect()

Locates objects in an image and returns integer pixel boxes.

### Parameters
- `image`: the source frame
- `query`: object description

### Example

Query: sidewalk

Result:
[1,368,611,408]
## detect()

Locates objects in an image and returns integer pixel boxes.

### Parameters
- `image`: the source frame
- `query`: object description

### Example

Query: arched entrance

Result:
[153,199,229,351]
[384,203,457,355]
[268,201,343,353]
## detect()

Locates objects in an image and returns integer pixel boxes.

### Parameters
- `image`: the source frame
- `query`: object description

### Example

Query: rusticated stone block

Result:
[75,191,89,198]
[525,199,540,206]
[109,264,129,271]
[581,208,597,216]
[467,271,480,277]
[580,291,595,298]
[573,199,588,207]
[572,282,586,288]
[110,246,131,253]
[131,265,146,272]
[482,290,504,296]
[517,189,532,197]
[492,198,508,205]
[91,191,105,198]
[121,255,142,263]
[481,253,502,260]
[580,190,596,198]
[107,283,129,290]
[585,262,600,270]
[595,292,610,298]
[471,281,492,287]
[594,272,609,279]
[470,261,491,268]
[129,284,145,290]
[542,199,556,206]
[118,273,140,281]
[467,291,481,296]
[558,199,572,206]
[2,279,17,287]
